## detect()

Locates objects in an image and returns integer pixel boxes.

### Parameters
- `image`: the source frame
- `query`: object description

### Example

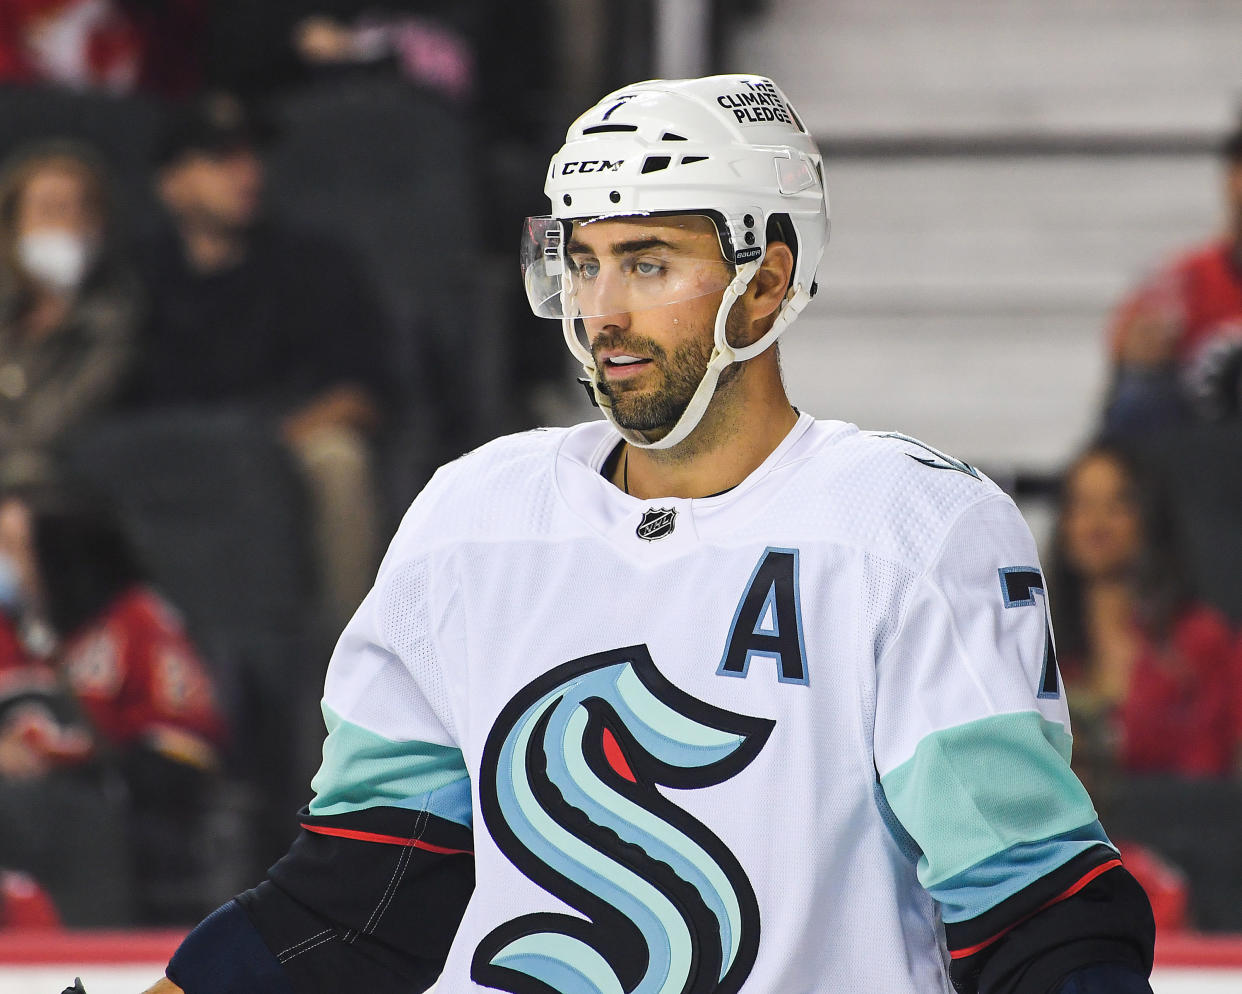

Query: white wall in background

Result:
[782,154,1221,472]
[731,0,1242,137]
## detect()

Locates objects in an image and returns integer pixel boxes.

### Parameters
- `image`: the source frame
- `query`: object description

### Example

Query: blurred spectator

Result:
[205,1,482,101]
[0,140,139,489]
[0,0,142,93]
[206,2,567,442]
[0,0,205,97]
[0,490,225,924]
[127,93,393,628]
[1048,441,1242,779]
[1114,842,1189,935]
[1103,114,1242,433]
[292,12,474,104]
[0,868,59,927]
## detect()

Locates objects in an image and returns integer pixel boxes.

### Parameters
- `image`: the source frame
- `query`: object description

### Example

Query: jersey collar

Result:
[553,411,828,557]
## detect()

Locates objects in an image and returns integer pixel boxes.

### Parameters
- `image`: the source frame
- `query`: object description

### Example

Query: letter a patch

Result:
[717,547,809,685]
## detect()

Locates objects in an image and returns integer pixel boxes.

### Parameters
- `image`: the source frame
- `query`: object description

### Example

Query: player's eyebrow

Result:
[566,236,679,256]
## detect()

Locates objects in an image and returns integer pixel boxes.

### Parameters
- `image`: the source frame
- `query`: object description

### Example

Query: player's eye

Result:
[634,259,665,277]
[571,257,600,280]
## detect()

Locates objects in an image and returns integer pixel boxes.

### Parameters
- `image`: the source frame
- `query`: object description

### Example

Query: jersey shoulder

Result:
[1125,239,1230,304]
[799,424,1017,570]
[1172,239,1231,278]
[383,427,573,564]
[110,587,187,636]
[440,426,569,490]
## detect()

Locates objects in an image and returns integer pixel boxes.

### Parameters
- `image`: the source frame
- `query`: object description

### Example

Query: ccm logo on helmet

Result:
[561,160,625,175]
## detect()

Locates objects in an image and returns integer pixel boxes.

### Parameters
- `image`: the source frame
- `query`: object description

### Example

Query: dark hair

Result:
[1223,113,1242,163]
[25,492,147,638]
[1047,440,1193,662]
[0,140,113,260]
[155,91,274,169]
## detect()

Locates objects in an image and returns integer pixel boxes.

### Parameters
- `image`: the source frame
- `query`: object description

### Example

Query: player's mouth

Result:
[600,353,653,379]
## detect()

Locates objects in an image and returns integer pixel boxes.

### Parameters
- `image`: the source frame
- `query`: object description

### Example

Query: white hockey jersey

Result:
[307,413,1113,994]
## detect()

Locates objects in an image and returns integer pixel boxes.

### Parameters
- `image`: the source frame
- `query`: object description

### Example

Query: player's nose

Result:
[585,311,631,344]
[583,275,633,337]
[587,269,634,324]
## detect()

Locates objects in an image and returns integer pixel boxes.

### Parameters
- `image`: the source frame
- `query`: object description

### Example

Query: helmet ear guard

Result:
[529,74,830,450]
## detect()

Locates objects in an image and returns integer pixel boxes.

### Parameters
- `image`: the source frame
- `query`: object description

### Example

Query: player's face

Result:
[566,215,740,436]
[1060,453,1143,580]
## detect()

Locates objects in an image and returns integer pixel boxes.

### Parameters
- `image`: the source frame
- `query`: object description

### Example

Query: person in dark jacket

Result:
[130,93,395,628]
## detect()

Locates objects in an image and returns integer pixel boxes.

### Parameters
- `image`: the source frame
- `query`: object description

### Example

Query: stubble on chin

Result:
[595,303,749,436]
[609,341,747,440]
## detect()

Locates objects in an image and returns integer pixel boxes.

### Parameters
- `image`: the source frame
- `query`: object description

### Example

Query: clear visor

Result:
[521,214,736,320]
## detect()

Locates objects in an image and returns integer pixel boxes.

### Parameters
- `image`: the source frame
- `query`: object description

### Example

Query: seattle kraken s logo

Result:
[472,645,773,994]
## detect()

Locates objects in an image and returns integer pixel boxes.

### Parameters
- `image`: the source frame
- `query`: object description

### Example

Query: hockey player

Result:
[139,75,1155,994]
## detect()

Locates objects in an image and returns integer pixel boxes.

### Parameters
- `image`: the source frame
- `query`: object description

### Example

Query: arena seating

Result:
[66,410,323,891]
[728,0,1242,472]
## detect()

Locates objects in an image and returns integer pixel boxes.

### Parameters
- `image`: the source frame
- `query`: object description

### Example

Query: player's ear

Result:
[746,241,795,322]
[726,240,795,349]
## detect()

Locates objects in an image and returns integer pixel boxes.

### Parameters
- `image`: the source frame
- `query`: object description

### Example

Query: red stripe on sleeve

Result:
[300,822,473,855]
[950,858,1124,961]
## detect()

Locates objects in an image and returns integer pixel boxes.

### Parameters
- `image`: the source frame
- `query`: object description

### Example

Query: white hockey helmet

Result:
[521,74,830,450]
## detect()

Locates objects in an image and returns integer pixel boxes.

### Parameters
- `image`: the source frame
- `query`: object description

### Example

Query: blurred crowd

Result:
[0,0,664,930]
[1059,113,1242,933]
[0,0,1238,942]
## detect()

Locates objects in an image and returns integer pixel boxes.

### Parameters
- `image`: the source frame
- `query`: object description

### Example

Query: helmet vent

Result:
[583,124,638,134]
[680,155,709,165]
[641,155,672,174]
[661,132,688,141]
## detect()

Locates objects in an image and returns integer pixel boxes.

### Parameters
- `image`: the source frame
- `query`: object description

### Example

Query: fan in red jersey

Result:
[0,489,224,924]
[1048,441,1242,778]
[0,0,206,98]
[1104,114,1242,431]
[0,0,142,93]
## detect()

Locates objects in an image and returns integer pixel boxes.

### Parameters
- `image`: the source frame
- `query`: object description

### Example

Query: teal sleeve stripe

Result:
[932,821,1115,923]
[880,711,1097,889]
[308,704,472,828]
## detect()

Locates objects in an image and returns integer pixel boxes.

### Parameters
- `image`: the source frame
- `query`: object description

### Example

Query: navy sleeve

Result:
[166,803,474,994]
[1054,963,1154,993]
[949,861,1155,994]
[167,899,294,994]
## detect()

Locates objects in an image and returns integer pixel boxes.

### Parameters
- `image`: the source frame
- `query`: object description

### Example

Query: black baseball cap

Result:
[154,92,275,168]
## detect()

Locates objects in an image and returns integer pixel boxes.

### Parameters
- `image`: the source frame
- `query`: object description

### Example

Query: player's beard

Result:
[592,307,746,438]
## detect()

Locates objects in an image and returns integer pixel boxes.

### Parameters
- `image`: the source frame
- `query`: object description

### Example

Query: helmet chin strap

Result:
[563,261,812,452]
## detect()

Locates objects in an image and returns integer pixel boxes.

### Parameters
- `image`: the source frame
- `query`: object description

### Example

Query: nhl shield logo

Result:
[636,507,677,541]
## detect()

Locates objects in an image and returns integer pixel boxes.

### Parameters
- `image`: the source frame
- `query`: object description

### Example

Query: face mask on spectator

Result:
[0,552,23,615]
[16,229,94,293]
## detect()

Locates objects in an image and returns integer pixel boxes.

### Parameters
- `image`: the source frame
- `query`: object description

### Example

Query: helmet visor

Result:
[521,214,736,320]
